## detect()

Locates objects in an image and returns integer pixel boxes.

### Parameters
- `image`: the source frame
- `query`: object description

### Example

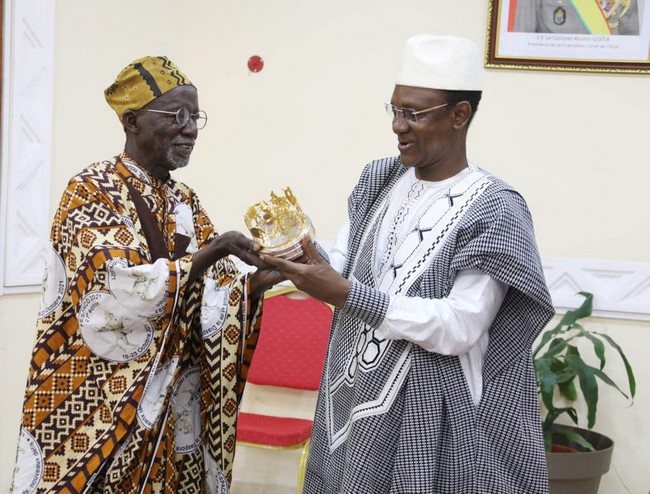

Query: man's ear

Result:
[122,110,139,134]
[452,101,472,130]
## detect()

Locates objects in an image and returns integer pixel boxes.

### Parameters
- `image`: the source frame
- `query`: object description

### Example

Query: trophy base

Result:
[261,239,307,260]
[259,221,315,260]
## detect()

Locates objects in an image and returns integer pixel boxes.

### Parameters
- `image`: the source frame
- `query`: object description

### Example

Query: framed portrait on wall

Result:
[485,0,650,73]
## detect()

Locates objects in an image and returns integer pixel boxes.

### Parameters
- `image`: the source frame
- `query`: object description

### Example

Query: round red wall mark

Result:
[248,55,264,73]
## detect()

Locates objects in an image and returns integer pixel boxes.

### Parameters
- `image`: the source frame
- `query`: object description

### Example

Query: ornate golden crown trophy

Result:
[244,187,315,260]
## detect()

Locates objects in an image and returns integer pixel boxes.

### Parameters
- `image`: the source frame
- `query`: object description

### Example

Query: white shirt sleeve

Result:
[375,269,508,356]
[328,221,350,275]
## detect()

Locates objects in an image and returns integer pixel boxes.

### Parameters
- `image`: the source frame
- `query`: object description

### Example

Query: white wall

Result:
[1,1,648,492]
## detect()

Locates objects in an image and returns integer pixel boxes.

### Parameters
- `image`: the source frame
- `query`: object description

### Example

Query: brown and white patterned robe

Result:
[12,153,261,493]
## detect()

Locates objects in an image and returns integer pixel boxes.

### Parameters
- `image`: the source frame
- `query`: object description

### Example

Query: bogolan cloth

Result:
[304,157,555,494]
[12,153,261,493]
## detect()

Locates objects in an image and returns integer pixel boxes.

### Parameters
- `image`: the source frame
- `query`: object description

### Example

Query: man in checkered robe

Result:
[262,35,555,493]
[11,57,281,493]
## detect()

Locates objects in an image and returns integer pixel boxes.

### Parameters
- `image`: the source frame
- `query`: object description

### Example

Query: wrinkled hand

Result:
[260,237,351,308]
[214,231,265,269]
[190,230,264,283]
[249,267,285,299]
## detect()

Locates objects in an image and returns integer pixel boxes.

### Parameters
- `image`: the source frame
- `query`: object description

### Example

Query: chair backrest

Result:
[247,288,333,390]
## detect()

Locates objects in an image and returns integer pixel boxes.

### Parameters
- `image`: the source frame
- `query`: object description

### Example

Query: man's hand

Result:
[260,237,351,308]
[211,231,266,268]
[249,267,285,299]
[189,231,265,283]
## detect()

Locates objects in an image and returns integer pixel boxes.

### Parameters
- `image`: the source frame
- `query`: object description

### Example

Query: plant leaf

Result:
[534,291,637,439]
[535,357,557,412]
[534,326,566,358]
[551,358,574,384]
[595,331,637,399]
[591,367,630,400]
[579,329,606,370]
[558,378,577,401]
[543,338,569,359]
[565,352,599,429]
[555,292,593,329]
[543,407,578,430]
[533,293,593,359]
[552,427,596,452]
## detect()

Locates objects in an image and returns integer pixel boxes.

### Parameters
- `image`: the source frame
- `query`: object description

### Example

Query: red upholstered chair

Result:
[236,287,333,493]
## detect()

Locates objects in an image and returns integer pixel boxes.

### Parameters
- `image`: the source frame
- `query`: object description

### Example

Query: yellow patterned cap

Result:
[104,56,193,121]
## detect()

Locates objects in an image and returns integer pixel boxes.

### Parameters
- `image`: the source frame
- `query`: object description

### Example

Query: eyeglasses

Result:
[142,107,208,130]
[385,102,450,123]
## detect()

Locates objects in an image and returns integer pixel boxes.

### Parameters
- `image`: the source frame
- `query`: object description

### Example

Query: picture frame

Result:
[485,0,650,74]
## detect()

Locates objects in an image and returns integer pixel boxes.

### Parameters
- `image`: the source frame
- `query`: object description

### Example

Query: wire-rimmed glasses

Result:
[384,102,450,123]
[142,107,208,130]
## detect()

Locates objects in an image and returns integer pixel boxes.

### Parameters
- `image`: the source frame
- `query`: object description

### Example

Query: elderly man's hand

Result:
[260,237,351,308]
[213,231,265,268]
[190,231,265,283]
[249,267,285,299]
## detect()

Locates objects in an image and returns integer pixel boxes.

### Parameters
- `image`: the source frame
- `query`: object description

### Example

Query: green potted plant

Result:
[533,291,636,494]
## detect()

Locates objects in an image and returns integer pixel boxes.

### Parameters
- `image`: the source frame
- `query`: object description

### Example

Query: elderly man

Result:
[11,56,280,493]
[262,35,555,493]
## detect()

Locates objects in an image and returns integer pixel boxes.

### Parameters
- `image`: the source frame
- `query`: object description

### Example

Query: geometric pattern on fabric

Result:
[326,167,492,452]
[11,153,262,493]
[176,447,203,492]
[304,156,555,494]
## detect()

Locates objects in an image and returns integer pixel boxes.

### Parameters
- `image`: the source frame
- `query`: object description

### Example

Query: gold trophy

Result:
[244,187,315,260]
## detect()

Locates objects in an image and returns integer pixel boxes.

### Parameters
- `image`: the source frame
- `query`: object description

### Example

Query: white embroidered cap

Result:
[395,34,482,91]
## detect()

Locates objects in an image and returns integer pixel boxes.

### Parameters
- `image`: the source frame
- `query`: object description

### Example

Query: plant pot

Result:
[546,424,614,494]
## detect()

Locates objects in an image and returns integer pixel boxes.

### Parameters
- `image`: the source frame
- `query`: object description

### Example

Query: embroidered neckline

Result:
[377,165,479,278]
